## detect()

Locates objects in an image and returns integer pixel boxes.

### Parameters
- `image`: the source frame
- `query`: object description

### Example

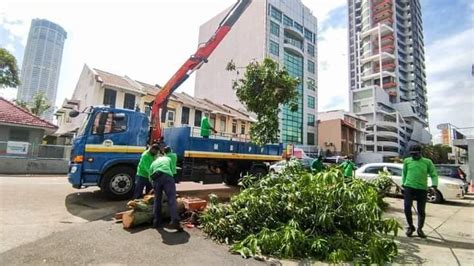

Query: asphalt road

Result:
[0,175,473,265]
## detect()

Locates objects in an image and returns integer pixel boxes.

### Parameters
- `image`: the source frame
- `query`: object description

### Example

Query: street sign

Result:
[6,141,29,155]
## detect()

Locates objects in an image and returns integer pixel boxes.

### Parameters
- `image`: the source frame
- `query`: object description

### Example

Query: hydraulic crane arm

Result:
[149,0,252,143]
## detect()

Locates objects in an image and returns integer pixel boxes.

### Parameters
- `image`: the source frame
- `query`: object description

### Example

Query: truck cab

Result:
[68,106,149,199]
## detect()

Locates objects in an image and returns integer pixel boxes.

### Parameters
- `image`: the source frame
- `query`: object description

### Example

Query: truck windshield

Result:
[76,113,91,137]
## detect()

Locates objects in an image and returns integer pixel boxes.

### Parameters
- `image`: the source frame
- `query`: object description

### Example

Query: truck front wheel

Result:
[101,166,135,200]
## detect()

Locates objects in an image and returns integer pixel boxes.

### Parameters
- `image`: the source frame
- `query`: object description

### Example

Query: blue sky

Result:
[1,0,473,141]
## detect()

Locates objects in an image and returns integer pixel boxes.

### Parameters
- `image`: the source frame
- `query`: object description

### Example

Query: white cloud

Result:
[425,28,474,135]
[302,0,346,24]
[316,26,349,111]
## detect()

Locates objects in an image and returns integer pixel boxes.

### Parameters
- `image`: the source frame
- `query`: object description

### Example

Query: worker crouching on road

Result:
[311,155,325,173]
[402,145,438,238]
[149,148,183,232]
[133,144,160,199]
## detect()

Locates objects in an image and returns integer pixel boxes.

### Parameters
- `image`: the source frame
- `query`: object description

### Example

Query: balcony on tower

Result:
[373,0,392,13]
[373,6,393,23]
[373,44,395,54]
[374,62,396,72]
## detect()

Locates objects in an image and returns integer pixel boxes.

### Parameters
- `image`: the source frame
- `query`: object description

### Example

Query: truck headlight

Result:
[70,166,77,174]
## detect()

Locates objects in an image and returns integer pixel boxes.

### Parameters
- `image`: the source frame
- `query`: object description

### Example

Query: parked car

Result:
[435,164,469,193]
[269,158,313,174]
[356,163,466,203]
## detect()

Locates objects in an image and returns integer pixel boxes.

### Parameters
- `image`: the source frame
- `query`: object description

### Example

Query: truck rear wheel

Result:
[101,166,135,200]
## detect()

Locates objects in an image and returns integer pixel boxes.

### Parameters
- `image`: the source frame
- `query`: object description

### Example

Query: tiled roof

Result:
[93,68,145,94]
[0,97,58,130]
[136,81,161,95]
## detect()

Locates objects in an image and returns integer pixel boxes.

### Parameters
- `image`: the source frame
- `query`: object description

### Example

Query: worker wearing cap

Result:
[402,145,438,238]
[133,144,159,199]
[340,155,356,178]
[149,151,183,232]
[200,114,217,138]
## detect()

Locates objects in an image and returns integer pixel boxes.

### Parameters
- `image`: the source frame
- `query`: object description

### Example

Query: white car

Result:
[356,163,465,203]
[269,158,313,174]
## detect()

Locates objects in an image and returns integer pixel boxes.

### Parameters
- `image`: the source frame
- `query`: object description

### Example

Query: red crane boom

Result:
[149,0,251,143]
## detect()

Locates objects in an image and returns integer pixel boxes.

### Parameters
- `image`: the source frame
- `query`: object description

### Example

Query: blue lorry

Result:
[68,106,283,199]
[67,0,288,199]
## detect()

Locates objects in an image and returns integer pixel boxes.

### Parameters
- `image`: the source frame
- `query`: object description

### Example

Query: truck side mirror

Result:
[69,110,80,117]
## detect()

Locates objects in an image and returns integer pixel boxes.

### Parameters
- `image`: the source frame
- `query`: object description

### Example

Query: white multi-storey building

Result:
[195,0,318,146]
[17,19,67,121]
[348,0,431,161]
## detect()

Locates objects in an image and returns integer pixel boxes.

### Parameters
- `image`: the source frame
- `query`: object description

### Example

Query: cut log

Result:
[120,197,186,229]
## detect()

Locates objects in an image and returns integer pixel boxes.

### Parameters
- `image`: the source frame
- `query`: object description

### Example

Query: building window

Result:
[308,96,315,109]
[294,22,303,33]
[240,122,246,134]
[232,120,237,133]
[307,78,316,91]
[103,89,116,108]
[9,128,30,141]
[194,110,202,127]
[307,60,315,73]
[270,21,280,37]
[283,15,293,27]
[181,107,190,125]
[304,28,313,41]
[307,113,315,126]
[123,93,135,110]
[269,40,279,56]
[220,117,226,132]
[307,43,315,57]
[307,133,315,145]
[270,5,282,22]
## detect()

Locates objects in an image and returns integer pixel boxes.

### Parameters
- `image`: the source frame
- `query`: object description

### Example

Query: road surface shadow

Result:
[156,227,190,245]
[394,239,426,264]
[65,190,128,221]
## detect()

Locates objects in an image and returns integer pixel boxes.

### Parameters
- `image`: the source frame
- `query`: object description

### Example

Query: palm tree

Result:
[29,92,51,116]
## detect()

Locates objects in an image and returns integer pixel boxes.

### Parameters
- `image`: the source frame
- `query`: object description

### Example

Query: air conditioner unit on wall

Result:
[167,121,175,127]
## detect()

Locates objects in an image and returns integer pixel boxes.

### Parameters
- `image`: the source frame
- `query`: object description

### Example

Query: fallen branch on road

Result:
[200,162,400,264]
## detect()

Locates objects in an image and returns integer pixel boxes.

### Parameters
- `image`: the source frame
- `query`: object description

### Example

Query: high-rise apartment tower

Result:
[17,19,67,121]
[348,0,431,160]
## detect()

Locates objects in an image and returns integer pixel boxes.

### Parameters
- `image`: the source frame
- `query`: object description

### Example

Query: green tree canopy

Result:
[29,92,51,116]
[0,48,21,88]
[228,58,299,145]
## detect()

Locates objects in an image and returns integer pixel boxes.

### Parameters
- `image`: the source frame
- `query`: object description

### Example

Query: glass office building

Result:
[195,0,318,146]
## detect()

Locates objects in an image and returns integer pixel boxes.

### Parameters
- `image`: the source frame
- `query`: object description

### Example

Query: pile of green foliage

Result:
[200,162,400,263]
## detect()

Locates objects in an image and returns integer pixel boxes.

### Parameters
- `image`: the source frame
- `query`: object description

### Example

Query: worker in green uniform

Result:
[200,114,217,138]
[402,145,438,238]
[150,154,183,232]
[164,146,178,177]
[311,155,325,173]
[133,144,160,199]
[340,155,356,178]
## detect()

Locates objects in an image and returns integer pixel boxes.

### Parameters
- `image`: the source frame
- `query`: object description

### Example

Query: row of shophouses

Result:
[55,64,368,158]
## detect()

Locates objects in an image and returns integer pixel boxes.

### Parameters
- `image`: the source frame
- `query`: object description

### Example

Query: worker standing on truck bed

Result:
[402,145,438,238]
[200,114,217,138]
[133,144,160,199]
[150,154,183,232]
